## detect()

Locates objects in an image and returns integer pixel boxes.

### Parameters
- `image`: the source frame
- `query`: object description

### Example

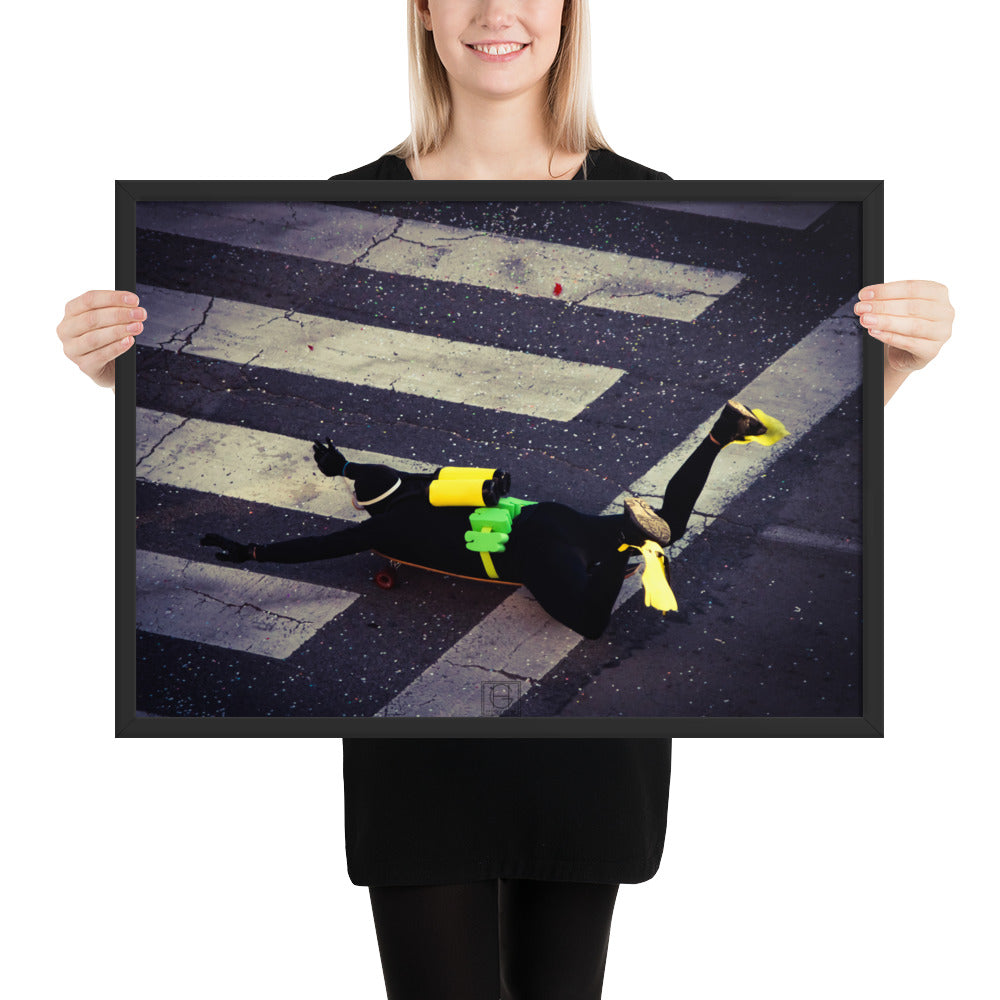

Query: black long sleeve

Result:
[253,521,379,564]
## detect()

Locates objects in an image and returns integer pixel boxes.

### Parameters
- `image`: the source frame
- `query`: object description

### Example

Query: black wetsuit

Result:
[252,436,720,640]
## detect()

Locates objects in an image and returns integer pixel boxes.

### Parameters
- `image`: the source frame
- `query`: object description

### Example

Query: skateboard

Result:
[371,552,639,590]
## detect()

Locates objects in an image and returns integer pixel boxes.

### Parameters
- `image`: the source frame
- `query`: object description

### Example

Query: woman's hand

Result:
[57,290,146,391]
[854,280,954,404]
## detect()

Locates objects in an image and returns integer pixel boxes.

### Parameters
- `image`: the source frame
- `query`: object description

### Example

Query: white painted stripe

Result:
[136,550,358,659]
[136,407,429,523]
[137,202,743,322]
[135,284,623,421]
[624,201,836,230]
[759,526,862,554]
[375,303,863,717]
[382,664,529,719]
[137,201,398,263]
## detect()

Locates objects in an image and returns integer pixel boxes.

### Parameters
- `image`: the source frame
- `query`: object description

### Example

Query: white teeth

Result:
[471,43,526,55]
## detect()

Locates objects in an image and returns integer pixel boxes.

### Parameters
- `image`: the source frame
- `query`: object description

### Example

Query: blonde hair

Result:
[385,0,612,178]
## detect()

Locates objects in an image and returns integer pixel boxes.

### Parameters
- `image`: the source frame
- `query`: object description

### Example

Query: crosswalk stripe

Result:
[135,283,624,421]
[136,407,432,522]
[623,201,835,230]
[374,303,863,717]
[758,526,862,554]
[137,202,743,322]
[136,550,358,659]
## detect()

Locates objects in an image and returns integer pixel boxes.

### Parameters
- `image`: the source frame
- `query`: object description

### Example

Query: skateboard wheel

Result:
[374,567,397,590]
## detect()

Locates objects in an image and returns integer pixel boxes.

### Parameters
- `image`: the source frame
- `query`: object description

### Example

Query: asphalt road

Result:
[133,196,865,720]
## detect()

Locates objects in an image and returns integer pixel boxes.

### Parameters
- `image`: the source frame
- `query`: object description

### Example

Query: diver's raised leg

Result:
[657,400,774,542]
[313,439,437,511]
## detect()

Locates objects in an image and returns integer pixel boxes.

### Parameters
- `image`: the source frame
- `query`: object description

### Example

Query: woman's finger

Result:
[59,311,146,361]
[855,297,953,322]
[63,289,140,318]
[59,304,147,344]
[866,327,939,359]
[63,320,144,360]
[75,332,135,381]
[858,279,949,302]
[857,313,944,340]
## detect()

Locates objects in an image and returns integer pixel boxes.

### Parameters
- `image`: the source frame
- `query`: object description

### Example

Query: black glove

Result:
[200,533,252,563]
[313,438,349,477]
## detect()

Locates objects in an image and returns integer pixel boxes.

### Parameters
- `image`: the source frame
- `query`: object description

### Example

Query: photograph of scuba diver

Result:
[133,194,865,721]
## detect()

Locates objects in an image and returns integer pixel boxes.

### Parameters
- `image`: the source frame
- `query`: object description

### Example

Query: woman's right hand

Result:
[57,290,146,391]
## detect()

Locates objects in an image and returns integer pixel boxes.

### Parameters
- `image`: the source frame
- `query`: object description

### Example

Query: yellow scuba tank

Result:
[429,478,499,507]
[427,466,511,508]
[437,467,501,481]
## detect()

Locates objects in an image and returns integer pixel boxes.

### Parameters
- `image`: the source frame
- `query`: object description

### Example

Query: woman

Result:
[56,2,954,997]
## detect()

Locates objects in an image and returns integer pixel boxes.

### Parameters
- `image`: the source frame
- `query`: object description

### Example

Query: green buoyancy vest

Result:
[464,497,536,579]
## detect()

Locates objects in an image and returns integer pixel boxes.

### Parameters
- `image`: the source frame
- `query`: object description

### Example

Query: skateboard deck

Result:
[371,551,639,590]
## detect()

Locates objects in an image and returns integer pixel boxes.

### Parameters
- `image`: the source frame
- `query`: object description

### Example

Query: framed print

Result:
[116,179,882,737]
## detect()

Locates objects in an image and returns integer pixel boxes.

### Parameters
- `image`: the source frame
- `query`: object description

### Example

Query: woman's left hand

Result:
[855,279,954,372]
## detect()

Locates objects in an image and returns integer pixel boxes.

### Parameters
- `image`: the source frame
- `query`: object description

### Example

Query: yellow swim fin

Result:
[732,407,789,447]
[619,540,678,614]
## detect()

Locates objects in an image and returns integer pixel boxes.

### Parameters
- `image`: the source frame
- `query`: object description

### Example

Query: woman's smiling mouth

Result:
[466,41,530,60]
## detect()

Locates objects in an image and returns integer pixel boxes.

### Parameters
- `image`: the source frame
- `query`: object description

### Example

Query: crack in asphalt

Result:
[184,586,311,626]
[571,284,710,309]
[166,297,215,354]
[351,220,494,271]
[136,416,192,468]
[258,308,305,330]
[351,217,405,267]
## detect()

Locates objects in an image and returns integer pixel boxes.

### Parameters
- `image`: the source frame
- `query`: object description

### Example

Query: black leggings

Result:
[368,878,620,1000]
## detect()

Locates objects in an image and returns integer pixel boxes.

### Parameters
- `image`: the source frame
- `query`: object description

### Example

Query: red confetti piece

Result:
[307,345,314,351]
[553,283,563,296]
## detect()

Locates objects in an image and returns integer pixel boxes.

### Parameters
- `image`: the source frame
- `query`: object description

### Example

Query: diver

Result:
[201,400,784,640]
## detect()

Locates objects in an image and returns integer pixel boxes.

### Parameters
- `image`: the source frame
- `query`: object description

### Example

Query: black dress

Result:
[331,148,673,887]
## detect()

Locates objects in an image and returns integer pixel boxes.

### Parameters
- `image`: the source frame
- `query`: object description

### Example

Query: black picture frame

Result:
[117,179,883,738]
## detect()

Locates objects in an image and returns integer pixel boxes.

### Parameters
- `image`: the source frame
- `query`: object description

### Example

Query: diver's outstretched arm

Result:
[200,520,380,565]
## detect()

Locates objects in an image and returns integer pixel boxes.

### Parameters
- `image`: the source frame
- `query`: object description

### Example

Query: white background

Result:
[6,2,997,997]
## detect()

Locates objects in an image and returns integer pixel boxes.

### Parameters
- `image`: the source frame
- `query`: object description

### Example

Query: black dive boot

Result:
[709,400,768,446]
[313,438,350,477]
